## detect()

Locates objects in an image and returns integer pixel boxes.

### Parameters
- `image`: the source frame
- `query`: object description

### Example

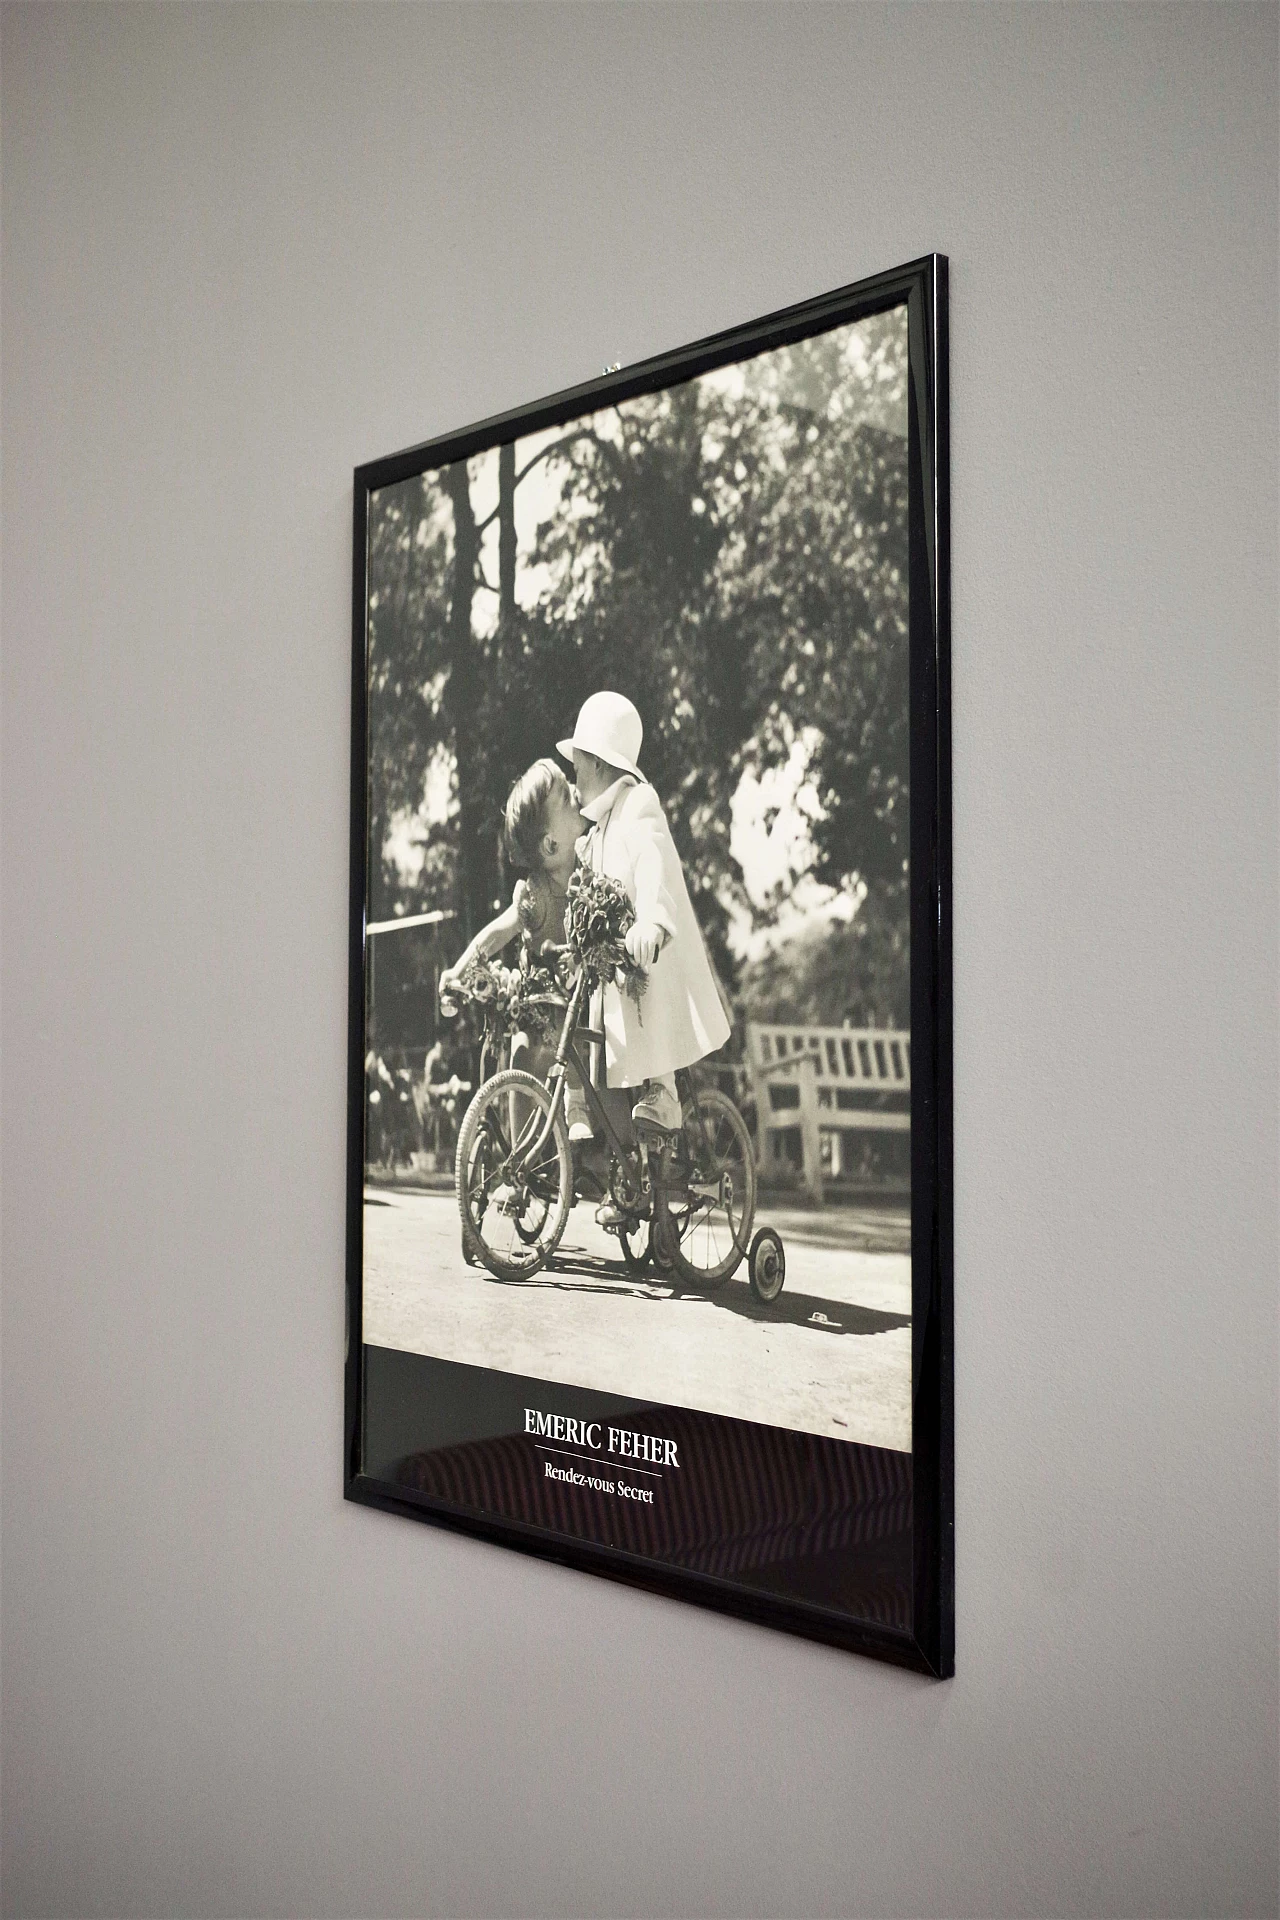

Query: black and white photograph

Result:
[347,258,951,1666]
[362,301,913,1447]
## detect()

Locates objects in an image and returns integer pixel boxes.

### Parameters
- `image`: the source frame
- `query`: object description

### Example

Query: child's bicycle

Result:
[451,957,785,1302]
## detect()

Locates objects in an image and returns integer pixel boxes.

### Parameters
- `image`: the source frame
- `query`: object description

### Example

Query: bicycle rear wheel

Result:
[651,1087,755,1290]
[455,1069,573,1282]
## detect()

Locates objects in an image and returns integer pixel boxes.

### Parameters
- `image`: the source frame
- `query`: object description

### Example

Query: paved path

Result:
[363,1189,911,1452]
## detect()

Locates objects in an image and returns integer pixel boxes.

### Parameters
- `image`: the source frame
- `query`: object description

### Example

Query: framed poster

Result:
[346,254,951,1674]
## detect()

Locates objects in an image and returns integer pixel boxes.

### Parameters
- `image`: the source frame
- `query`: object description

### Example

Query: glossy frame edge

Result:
[344,254,953,1677]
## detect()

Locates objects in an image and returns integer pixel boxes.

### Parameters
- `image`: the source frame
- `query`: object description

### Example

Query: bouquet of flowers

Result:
[565,866,647,1021]
[438,948,567,1046]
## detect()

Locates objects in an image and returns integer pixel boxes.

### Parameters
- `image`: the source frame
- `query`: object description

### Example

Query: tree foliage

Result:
[739,890,910,1031]
[365,309,910,1038]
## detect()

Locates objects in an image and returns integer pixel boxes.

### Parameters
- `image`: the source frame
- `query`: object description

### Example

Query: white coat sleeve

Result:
[627,789,680,939]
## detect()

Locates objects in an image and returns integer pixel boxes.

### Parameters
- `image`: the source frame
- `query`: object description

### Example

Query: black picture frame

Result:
[345,254,951,1675]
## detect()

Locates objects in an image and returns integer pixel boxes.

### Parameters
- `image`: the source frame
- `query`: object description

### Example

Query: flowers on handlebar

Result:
[439,949,566,1045]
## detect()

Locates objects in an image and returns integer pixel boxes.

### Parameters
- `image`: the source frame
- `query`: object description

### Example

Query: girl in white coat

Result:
[560,692,730,1134]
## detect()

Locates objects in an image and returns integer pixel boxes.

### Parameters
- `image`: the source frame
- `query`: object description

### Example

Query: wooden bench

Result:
[745,1022,911,1206]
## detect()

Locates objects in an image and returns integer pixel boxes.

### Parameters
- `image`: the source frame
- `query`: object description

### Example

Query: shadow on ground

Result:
[485,1241,910,1339]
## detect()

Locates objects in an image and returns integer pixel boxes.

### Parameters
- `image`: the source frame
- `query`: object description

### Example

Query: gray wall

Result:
[2,5,1276,1915]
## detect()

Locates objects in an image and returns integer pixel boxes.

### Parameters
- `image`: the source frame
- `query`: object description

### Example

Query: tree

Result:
[724,322,910,912]
[365,472,454,925]
[363,307,911,1022]
[739,892,910,1030]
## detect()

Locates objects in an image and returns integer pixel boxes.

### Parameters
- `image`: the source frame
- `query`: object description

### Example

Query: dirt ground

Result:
[362,1186,912,1452]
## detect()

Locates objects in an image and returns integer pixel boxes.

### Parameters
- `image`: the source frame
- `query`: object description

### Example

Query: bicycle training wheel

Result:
[651,1088,756,1290]
[455,1069,573,1282]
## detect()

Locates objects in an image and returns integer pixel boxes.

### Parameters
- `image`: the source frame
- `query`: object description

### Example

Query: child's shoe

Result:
[631,1076,681,1133]
[595,1193,649,1229]
[565,1091,594,1145]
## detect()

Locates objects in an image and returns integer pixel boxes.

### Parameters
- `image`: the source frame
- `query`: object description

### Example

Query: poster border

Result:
[344,254,952,1675]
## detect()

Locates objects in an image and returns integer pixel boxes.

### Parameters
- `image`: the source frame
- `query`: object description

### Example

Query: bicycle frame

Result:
[512,969,637,1172]
[496,965,721,1216]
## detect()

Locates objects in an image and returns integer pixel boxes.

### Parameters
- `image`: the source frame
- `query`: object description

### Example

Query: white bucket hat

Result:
[557,691,644,781]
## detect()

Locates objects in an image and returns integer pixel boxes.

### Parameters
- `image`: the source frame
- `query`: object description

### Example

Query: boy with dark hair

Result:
[439,757,592,1143]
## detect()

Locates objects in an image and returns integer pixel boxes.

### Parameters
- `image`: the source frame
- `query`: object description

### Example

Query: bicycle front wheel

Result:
[455,1069,573,1282]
